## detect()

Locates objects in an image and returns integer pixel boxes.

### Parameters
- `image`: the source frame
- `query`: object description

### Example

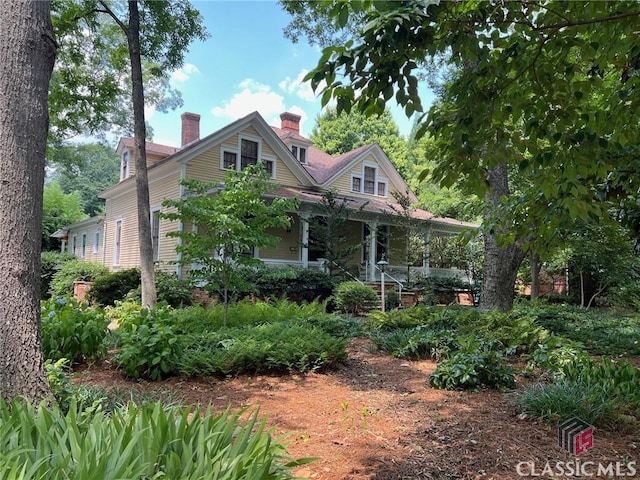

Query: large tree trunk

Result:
[127,0,156,310]
[0,1,56,402]
[479,164,526,311]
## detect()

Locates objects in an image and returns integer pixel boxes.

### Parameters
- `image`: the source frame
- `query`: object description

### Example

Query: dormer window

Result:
[220,136,275,178]
[120,150,130,181]
[291,145,307,164]
[351,163,388,197]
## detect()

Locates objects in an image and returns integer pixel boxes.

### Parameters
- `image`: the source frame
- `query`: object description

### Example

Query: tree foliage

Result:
[557,222,638,308]
[295,0,640,310]
[48,142,120,216]
[163,165,298,325]
[303,0,640,239]
[49,0,191,140]
[42,182,87,251]
[307,189,366,277]
[310,108,410,176]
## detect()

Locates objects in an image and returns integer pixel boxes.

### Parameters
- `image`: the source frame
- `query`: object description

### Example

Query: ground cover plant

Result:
[110,299,353,380]
[367,302,640,428]
[515,302,640,356]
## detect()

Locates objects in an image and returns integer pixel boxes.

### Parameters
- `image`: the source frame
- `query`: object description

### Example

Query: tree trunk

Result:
[479,164,526,311]
[530,251,541,300]
[127,0,156,310]
[0,1,56,402]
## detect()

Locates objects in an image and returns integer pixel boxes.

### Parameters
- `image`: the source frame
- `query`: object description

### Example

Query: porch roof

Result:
[265,186,477,232]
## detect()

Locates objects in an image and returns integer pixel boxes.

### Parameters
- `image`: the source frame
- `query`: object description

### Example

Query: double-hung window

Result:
[93,231,100,254]
[151,209,161,261]
[120,150,129,180]
[363,166,376,194]
[114,219,122,266]
[240,139,258,169]
[221,137,274,178]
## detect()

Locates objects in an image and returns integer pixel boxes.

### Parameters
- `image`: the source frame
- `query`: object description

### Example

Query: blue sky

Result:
[147,1,434,147]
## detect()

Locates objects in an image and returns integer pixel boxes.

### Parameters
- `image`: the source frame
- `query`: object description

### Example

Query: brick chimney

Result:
[280,112,301,134]
[181,112,200,146]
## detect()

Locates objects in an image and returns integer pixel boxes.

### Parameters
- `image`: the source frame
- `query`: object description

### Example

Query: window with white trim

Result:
[93,231,100,254]
[120,150,130,181]
[364,166,376,194]
[220,137,275,178]
[241,138,258,169]
[291,145,307,163]
[151,209,160,261]
[351,176,362,192]
[81,233,87,258]
[72,235,77,256]
[351,164,388,197]
[113,219,122,266]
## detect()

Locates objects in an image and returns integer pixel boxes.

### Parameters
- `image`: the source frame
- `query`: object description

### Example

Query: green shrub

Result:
[0,399,307,480]
[371,326,456,360]
[50,259,109,298]
[513,356,640,429]
[406,275,471,305]
[244,266,336,303]
[429,335,516,391]
[41,298,109,364]
[45,358,75,410]
[41,251,75,299]
[295,314,366,339]
[124,271,195,308]
[334,281,379,315]
[178,323,347,376]
[87,268,141,306]
[113,307,182,380]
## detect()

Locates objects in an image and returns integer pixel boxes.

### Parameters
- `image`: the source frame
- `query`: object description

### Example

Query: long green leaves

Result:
[0,399,303,480]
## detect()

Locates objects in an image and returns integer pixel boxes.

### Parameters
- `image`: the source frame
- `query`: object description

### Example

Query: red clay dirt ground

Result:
[75,339,639,480]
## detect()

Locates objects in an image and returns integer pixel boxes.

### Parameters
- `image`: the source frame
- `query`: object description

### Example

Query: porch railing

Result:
[375,264,404,296]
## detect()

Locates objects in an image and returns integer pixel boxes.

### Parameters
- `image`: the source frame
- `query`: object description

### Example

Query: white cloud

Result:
[278,69,320,102]
[171,63,200,84]
[211,79,285,120]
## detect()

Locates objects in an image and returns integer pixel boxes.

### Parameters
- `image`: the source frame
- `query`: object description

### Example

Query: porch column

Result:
[367,221,377,281]
[423,227,431,276]
[300,213,310,268]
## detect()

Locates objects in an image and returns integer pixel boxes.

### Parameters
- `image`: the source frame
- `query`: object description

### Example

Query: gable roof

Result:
[117,137,179,157]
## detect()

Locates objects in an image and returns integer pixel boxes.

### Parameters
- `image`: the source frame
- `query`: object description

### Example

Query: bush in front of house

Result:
[334,281,379,315]
[88,268,141,306]
[112,306,182,380]
[50,259,109,298]
[41,297,109,364]
[406,275,471,305]
[238,266,336,303]
[41,251,76,299]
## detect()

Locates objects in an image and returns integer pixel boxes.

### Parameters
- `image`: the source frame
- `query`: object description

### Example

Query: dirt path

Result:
[76,339,639,479]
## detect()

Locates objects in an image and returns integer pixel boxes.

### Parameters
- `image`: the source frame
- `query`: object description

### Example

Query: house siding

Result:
[104,170,182,273]
[65,221,104,263]
[259,216,301,261]
[186,128,302,188]
[150,171,182,274]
